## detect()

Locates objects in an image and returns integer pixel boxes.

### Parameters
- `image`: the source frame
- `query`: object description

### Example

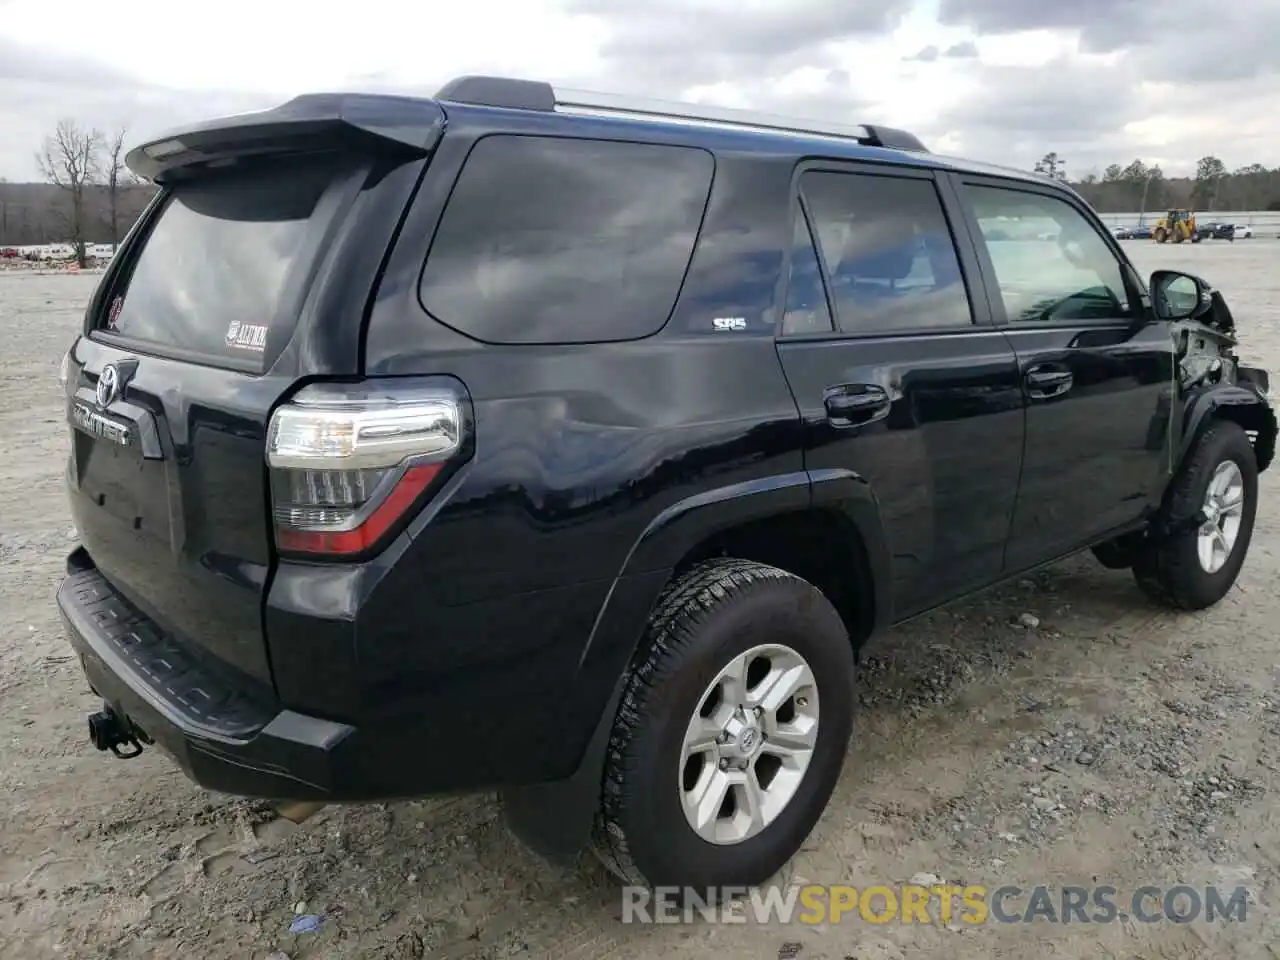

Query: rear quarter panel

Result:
[354,112,811,785]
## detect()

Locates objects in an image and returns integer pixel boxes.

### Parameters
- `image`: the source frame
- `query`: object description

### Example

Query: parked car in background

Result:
[1111,225,1132,239]
[1196,222,1237,241]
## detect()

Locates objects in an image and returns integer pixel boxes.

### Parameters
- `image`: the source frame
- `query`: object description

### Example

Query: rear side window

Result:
[419,135,714,344]
[101,154,353,371]
[801,171,972,335]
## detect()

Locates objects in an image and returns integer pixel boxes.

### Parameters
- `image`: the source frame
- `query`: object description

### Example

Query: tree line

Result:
[1033,151,1280,215]
[6,122,1280,261]
[1,119,158,265]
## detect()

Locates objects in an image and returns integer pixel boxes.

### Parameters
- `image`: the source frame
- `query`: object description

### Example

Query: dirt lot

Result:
[2,241,1279,960]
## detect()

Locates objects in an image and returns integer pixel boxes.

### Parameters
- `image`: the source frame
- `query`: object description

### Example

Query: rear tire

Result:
[1133,420,1258,610]
[591,559,854,894]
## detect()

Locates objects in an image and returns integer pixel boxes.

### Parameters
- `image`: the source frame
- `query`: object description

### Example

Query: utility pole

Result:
[1138,171,1155,227]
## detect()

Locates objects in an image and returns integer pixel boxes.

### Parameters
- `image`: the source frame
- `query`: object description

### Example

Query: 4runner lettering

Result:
[56,76,1276,896]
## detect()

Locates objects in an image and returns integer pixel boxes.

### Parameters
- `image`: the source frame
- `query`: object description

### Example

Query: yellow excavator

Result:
[1152,209,1200,244]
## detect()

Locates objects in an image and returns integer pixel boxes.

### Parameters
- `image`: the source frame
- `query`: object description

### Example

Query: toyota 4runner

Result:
[57,75,1276,894]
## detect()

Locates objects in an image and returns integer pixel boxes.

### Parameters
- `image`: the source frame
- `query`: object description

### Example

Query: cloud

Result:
[0,0,1278,183]
[945,57,1142,139]
[925,0,1280,171]
[730,67,876,124]
[0,37,125,86]
[925,55,1149,172]
[564,0,914,93]
[937,0,1280,80]
[936,0,1143,45]
[0,39,277,180]
[1120,78,1280,174]
[904,40,976,63]
[943,41,980,59]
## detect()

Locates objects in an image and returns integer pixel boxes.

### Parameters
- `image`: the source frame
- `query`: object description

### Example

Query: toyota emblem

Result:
[96,364,120,408]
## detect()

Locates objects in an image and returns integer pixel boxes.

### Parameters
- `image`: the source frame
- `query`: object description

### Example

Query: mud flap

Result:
[500,676,626,865]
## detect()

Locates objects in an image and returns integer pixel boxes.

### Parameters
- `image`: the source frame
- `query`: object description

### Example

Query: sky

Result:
[2,0,1279,182]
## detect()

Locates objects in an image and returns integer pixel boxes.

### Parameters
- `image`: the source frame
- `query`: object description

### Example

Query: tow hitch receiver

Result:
[87,707,146,759]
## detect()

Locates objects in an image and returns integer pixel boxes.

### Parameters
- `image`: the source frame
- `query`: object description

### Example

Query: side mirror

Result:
[1150,269,1213,321]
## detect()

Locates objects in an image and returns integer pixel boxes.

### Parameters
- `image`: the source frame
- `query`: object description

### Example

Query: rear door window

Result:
[800,170,973,335]
[100,153,357,371]
[419,135,714,344]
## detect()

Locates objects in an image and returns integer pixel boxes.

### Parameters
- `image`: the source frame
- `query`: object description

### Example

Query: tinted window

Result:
[801,171,972,334]
[965,185,1132,324]
[103,154,349,370]
[781,202,833,336]
[419,136,714,344]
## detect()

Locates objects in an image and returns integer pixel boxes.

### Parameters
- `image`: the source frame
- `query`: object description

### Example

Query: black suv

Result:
[1197,221,1237,242]
[57,76,1275,895]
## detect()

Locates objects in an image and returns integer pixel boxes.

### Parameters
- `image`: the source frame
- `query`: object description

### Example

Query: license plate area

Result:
[69,386,168,536]
[75,431,146,524]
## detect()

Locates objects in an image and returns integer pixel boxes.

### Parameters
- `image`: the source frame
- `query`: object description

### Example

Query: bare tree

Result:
[36,118,102,267]
[101,126,130,252]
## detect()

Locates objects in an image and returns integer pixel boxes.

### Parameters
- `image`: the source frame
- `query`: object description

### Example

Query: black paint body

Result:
[57,95,1273,849]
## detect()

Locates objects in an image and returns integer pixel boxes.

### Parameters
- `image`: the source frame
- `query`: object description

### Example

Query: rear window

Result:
[101,154,354,370]
[419,135,714,344]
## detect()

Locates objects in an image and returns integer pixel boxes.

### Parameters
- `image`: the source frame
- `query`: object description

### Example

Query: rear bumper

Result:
[58,563,357,801]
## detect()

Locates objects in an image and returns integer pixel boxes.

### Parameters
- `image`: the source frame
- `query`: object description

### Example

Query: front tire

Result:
[591,559,854,893]
[1133,419,1258,609]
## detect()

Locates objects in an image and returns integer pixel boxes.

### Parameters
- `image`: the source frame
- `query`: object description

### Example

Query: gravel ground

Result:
[2,241,1280,960]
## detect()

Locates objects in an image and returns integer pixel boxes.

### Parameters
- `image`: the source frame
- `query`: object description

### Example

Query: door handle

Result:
[824,385,890,426]
[1024,365,1073,399]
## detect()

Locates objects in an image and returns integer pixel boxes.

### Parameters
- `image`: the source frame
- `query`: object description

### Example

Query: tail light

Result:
[266,380,466,558]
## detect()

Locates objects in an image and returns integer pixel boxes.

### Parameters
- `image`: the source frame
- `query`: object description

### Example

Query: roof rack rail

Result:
[433,75,929,153]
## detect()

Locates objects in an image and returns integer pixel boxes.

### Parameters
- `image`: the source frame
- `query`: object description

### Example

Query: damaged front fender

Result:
[1174,314,1238,391]
[1178,382,1276,474]
[1170,307,1275,474]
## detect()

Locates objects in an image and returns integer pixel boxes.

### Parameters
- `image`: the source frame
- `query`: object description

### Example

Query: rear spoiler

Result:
[126,93,447,184]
